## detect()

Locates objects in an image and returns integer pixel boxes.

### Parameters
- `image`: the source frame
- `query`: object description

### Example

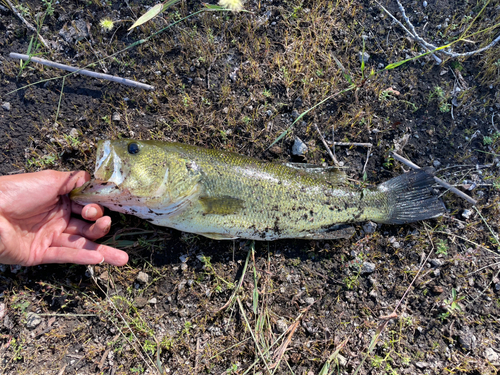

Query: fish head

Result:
[70,139,174,211]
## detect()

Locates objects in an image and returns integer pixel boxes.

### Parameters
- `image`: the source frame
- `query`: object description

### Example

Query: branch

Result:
[391,152,478,205]
[5,0,50,49]
[9,53,155,91]
[376,0,500,62]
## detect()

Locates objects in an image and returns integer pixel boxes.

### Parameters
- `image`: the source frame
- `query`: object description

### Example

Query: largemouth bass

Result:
[70,140,446,240]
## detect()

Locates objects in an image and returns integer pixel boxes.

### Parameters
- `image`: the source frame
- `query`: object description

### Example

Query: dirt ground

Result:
[0,0,500,374]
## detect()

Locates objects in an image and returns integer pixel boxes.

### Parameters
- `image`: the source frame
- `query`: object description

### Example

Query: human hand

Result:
[0,170,128,266]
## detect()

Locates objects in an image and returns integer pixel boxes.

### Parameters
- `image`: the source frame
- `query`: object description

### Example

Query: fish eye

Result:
[128,142,140,155]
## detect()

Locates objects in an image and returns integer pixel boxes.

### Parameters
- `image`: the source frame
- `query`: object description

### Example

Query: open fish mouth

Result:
[93,140,125,186]
[69,180,122,205]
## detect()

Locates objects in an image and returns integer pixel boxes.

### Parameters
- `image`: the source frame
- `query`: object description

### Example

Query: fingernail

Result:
[99,256,105,265]
[86,207,98,219]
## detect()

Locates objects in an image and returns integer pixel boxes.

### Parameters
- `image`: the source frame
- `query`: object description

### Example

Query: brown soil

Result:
[0,0,499,374]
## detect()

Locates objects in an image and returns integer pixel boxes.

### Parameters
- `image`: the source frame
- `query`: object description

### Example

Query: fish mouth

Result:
[69,180,122,206]
[94,140,124,186]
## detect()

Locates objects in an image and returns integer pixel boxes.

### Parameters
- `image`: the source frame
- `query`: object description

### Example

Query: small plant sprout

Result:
[439,288,465,321]
[100,18,114,31]
[218,0,244,12]
[435,239,449,256]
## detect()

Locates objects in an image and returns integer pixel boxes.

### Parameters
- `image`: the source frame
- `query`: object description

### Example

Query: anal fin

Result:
[199,232,239,240]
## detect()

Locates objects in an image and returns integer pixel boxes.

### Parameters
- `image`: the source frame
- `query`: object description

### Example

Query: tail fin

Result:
[378,170,446,224]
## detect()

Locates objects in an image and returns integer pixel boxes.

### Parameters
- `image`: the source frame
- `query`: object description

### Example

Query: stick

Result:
[5,0,50,49]
[332,142,373,147]
[376,0,500,60]
[391,152,478,205]
[314,123,340,167]
[9,53,155,91]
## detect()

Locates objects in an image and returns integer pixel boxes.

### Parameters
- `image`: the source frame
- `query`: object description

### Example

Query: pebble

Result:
[136,271,150,284]
[361,262,376,274]
[358,51,370,63]
[369,289,378,298]
[423,1,428,7]
[276,319,288,333]
[1,102,10,111]
[0,303,6,320]
[362,221,377,234]
[112,112,121,121]
[179,254,189,263]
[433,159,441,168]
[458,329,477,350]
[148,298,157,304]
[292,137,308,156]
[26,312,42,329]
[415,361,429,369]
[181,263,188,271]
[133,296,148,308]
[462,209,472,219]
[304,297,315,305]
[485,348,500,364]
[429,259,443,267]
[69,128,79,138]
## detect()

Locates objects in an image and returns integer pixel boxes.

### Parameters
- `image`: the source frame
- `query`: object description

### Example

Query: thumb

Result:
[57,171,92,195]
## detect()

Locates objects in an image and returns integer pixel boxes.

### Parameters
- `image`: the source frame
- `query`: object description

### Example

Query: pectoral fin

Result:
[199,196,245,215]
[199,232,239,240]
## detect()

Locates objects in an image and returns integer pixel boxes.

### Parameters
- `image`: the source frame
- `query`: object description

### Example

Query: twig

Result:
[332,142,373,147]
[9,52,155,91]
[5,0,50,49]
[314,123,340,167]
[376,0,500,61]
[391,152,478,205]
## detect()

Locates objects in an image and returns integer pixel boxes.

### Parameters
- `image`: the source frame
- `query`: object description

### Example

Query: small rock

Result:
[69,128,79,138]
[291,109,300,120]
[1,102,10,111]
[415,361,429,369]
[429,259,443,267]
[112,112,121,121]
[292,137,308,156]
[433,159,441,168]
[433,269,441,277]
[136,271,150,284]
[99,271,110,282]
[362,221,377,234]
[495,283,500,291]
[133,296,148,308]
[462,209,472,219]
[59,19,90,44]
[276,319,288,333]
[458,329,477,350]
[0,303,6,320]
[485,348,500,364]
[358,51,370,63]
[181,263,188,271]
[433,285,444,294]
[179,254,189,263]
[304,297,315,305]
[293,97,303,108]
[423,1,428,7]
[26,312,42,329]
[361,262,376,274]
[148,297,157,304]
[369,289,378,298]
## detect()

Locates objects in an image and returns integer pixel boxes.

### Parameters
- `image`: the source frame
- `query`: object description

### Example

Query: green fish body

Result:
[70,140,445,240]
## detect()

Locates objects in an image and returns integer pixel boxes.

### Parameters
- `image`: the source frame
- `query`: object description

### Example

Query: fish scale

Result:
[70,140,446,240]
